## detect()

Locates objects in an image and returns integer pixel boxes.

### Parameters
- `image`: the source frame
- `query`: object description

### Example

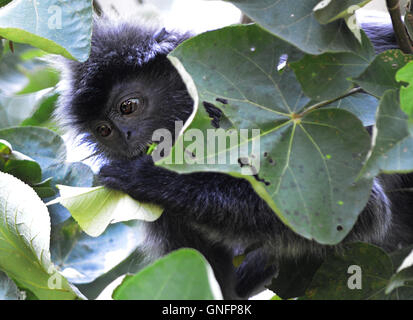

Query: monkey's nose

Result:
[126,131,132,140]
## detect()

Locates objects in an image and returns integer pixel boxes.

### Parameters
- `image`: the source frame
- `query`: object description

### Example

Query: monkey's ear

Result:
[153,27,170,43]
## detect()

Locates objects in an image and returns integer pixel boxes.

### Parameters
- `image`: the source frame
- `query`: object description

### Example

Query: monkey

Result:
[55,17,413,299]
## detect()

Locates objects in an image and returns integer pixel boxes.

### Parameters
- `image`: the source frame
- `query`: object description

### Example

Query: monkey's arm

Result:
[99,155,391,248]
[98,156,281,234]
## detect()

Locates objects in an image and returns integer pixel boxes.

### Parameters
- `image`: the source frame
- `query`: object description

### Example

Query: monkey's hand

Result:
[98,155,178,204]
[99,155,279,232]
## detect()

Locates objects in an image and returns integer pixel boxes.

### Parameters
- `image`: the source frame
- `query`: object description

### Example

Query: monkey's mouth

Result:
[128,141,156,159]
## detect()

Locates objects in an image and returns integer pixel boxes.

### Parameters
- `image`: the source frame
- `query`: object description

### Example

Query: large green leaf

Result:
[48,185,163,237]
[0,0,93,61]
[226,0,364,55]
[113,249,221,300]
[0,172,78,299]
[164,24,373,244]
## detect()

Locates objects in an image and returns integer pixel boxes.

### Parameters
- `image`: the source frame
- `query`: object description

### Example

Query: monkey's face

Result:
[89,78,167,159]
[84,66,193,160]
[56,22,194,160]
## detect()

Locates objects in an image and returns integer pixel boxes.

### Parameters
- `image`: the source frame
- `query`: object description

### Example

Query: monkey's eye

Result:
[119,98,142,115]
[97,124,112,137]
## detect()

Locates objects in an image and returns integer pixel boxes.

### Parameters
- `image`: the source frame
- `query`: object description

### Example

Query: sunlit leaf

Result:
[48,185,163,237]
[0,172,78,299]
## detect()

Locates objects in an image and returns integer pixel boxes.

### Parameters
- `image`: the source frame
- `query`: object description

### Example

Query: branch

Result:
[386,0,413,54]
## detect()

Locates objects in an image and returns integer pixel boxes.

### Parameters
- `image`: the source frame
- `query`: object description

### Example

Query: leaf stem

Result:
[386,0,413,54]
[299,87,364,117]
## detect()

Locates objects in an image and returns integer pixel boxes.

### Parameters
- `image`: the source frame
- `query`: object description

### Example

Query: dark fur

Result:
[57,19,413,299]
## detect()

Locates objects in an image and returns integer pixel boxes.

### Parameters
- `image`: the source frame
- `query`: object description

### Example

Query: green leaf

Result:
[313,0,372,24]
[0,143,43,185]
[386,249,413,298]
[226,0,364,55]
[303,243,393,300]
[43,161,95,188]
[0,139,11,154]
[44,161,95,225]
[353,49,413,97]
[32,177,56,198]
[47,185,163,237]
[0,0,11,7]
[18,67,59,95]
[396,61,413,121]
[0,0,93,61]
[0,172,78,299]
[0,271,23,300]
[291,31,375,101]
[20,93,59,130]
[165,24,373,244]
[360,90,413,178]
[3,157,42,185]
[113,249,221,300]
